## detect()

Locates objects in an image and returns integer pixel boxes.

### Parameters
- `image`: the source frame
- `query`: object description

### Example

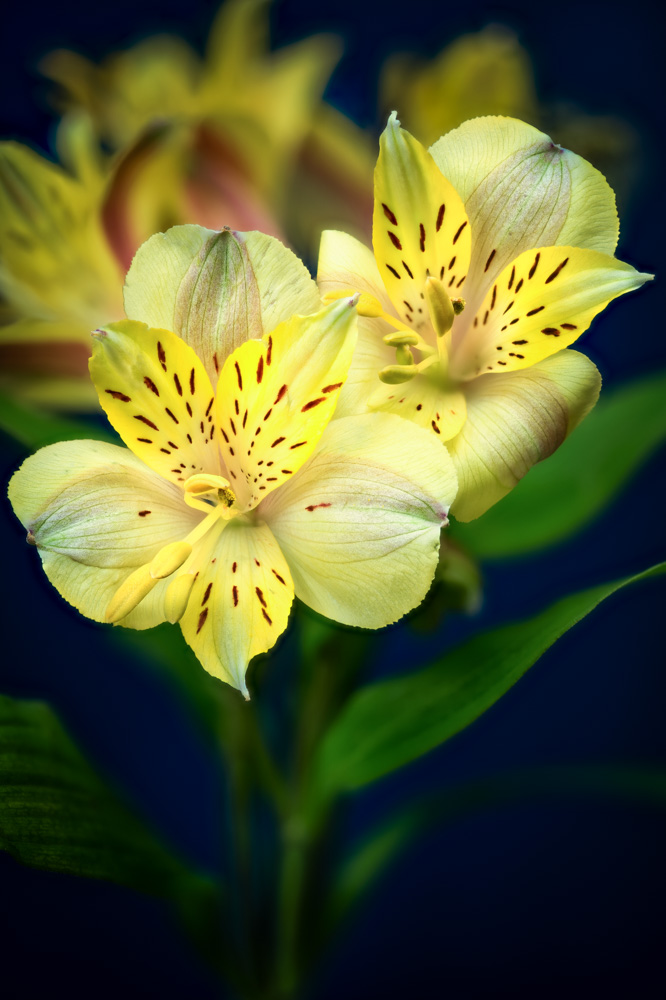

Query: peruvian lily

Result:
[318,114,652,520]
[8,226,457,696]
[0,1,373,414]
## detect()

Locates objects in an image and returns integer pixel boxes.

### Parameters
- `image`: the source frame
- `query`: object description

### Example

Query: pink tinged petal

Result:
[448,349,601,522]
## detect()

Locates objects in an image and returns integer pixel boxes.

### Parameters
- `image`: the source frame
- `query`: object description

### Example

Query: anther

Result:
[451,298,466,315]
[379,364,419,384]
[184,473,236,514]
[149,541,192,580]
[217,487,235,508]
[395,345,414,366]
[106,565,158,623]
[355,293,384,318]
[424,277,455,337]
[165,572,197,623]
[383,331,419,347]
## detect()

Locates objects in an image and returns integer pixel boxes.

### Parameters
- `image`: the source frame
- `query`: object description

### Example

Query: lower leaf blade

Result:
[312,562,666,794]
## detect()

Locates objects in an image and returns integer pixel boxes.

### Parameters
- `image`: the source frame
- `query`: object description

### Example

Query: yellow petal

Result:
[373,114,471,330]
[318,229,393,311]
[215,297,358,510]
[368,367,467,442]
[449,350,601,521]
[90,320,220,486]
[430,116,620,315]
[124,226,320,386]
[8,439,201,625]
[452,247,652,378]
[180,518,294,697]
[261,412,457,628]
[0,141,122,324]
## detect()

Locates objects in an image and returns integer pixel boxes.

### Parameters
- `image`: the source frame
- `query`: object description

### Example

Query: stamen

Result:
[165,572,197,623]
[106,565,158,623]
[379,364,419,385]
[184,473,237,516]
[395,345,414,366]
[424,277,455,338]
[149,541,192,580]
[382,331,419,347]
[355,293,384,317]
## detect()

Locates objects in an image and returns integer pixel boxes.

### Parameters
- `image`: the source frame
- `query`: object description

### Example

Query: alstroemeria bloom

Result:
[0,2,374,413]
[318,115,652,520]
[8,226,457,695]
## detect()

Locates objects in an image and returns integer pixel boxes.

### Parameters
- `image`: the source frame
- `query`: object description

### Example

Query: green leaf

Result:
[0,692,213,899]
[0,389,116,451]
[311,562,666,797]
[454,371,666,559]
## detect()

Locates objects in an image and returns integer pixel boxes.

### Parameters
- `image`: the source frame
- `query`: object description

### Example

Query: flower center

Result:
[183,473,238,517]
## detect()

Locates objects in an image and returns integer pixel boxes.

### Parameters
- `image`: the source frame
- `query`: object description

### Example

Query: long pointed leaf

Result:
[0,692,212,898]
[312,562,666,795]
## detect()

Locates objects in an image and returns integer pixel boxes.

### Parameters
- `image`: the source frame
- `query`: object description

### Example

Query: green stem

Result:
[275,821,308,999]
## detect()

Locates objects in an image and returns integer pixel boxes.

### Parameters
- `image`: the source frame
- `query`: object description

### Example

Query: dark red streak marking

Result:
[135,415,158,430]
[301,397,325,412]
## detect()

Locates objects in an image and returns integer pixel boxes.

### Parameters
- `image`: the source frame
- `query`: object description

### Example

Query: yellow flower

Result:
[0,120,124,409]
[8,226,457,695]
[0,2,374,411]
[318,115,652,521]
[41,0,374,257]
[379,26,637,207]
[381,26,538,148]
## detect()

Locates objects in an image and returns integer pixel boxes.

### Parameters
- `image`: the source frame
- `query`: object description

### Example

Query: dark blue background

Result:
[1,0,665,996]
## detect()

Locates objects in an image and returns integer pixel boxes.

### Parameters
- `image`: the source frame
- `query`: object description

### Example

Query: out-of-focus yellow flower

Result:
[318,116,651,521]
[381,26,538,147]
[380,26,637,203]
[0,118,123,409]
[8,226,457,695]
[41,0,375,258]
[0,0,374,413]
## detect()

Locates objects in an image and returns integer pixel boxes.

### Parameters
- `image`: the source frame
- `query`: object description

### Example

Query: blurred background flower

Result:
[1,0,664,997]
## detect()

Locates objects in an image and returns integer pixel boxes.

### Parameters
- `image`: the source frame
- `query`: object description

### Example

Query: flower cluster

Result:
[7,111,650,694]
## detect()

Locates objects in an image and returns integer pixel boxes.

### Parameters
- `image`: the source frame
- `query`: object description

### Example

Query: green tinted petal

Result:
[124,225,320,385]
